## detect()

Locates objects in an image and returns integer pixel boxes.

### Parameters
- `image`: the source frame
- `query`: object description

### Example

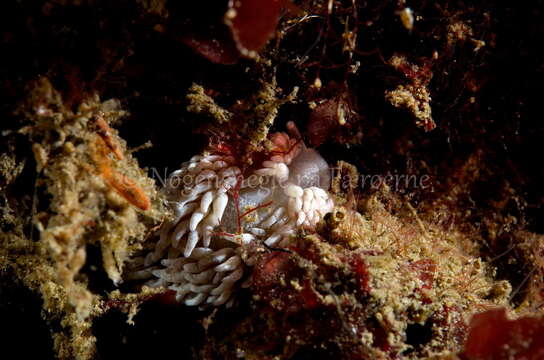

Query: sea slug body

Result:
[127,122,334,308]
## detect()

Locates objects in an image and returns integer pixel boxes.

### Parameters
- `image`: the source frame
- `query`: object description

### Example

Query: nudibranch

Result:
[126,122,334,308]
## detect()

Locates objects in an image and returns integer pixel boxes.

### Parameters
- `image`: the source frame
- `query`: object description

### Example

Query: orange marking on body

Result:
[211,231,236,238]
[239,201,273,219]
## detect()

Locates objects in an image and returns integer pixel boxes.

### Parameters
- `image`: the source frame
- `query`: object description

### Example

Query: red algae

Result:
[460,308,544,360]
[225,0,285,57]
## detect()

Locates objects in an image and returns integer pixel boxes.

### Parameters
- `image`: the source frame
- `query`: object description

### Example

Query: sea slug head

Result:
[286,147,331,190]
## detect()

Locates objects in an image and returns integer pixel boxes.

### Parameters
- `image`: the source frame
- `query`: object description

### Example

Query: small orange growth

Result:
[92,133,150,211]
[94,115,124,160]
[99,162,151,211]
